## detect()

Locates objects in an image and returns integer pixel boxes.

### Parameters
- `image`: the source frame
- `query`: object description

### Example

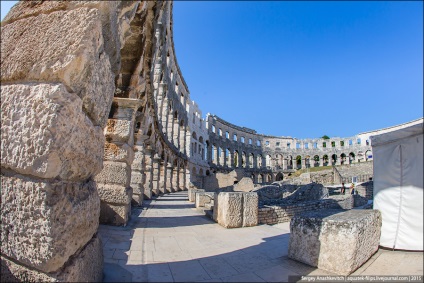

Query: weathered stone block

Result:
[1,234,103,282]
[105,119,133,143]
[1,7,115,127]
[288,209,382,275]
[1,174,100,273]
[97,183,132,204]
[243,192,258,227]
[94,161,131,187]
[99,202,130,226]
[104,142,134,165]
[188,188,204,202]
[215,192,243,228]
[195,192,215,208]
[234,177,254,192]
[0,83,104,181]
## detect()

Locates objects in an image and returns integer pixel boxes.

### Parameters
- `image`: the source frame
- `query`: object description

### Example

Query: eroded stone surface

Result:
[97,183,132,204]
[288,209,382,275]
[234,177,254,192]
[94,161,131,187]
[0,83,104,180]
[1,174,100,273]
[1,234,103,282]
[1,7,115,126]
[243,192,258,227]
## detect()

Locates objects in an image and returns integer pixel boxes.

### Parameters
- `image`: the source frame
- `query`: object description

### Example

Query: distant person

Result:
[350,183,355,195]
[341,183,346,194]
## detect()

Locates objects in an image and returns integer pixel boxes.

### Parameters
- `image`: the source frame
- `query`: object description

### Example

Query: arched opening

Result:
[234,150,239,167]
[266,155,271,168]
[365,150,373,161]
[275,172,284,181]
[313,155,320,167]
[331,154,337,165]
[258,174,263,184]
[249,153,254,168]
[323,154,329,166]
[349,152,356,164]
[242,151,247,168]
[340,153,347,165]
[296,155,302,169]
[305,155,311,168]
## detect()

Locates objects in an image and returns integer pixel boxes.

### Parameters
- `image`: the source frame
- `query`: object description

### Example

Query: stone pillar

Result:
[162,97,169,137]
[152,153,161,196]
[185,166,191,190]
[174,119,180,149]
[130,142,147,206]
[143,147,154,199]
[179,123,186,154]
[176,164,182,191]
[96,98,144,227]
[166,163,173,193]
[172,168,179,192]
[301,158,306,169]
[319,157,324,167]
[283,158,287,170]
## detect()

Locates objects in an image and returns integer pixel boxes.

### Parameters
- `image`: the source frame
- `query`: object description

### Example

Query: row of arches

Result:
[206,146,373,170]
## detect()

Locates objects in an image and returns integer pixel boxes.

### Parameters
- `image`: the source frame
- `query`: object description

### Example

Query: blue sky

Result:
[2,1,423,139]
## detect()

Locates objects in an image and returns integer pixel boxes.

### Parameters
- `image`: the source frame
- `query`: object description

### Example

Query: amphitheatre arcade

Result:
[1,1,422,281]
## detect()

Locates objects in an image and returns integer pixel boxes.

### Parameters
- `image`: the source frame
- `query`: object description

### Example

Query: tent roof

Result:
[370,122,423,146]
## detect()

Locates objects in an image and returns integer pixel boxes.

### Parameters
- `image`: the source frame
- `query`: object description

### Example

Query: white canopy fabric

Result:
[371,122,423,250]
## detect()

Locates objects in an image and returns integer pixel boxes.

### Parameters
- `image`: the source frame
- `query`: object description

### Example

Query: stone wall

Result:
[258,195,354,225]
[0,1,142,280]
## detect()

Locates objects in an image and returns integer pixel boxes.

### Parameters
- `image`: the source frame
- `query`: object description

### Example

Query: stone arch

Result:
[365,149,373,161]
[296,155,302,169]
[249,153,254,168]
[313,155,320,167]
[340,153,347,165]
[349,152,356,164]
[331,154,337,165]
[323,154,329,166]
[258,174,264,184]
[275,172,284,181]
[234,150,239,167]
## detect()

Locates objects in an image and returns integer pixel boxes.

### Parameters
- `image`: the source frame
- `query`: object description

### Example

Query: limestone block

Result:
[1,7,115,126]
[97,184,132,204]
[1,234,103,282]
[105,119,133,143]
[57,234,103,282]
[243,192,258,227]
[1,256,57,283]
[104,142,134,165]
[130,171,144,188]
[99,202,130,226]
[195,192,215,208]
[94,161,131,187]
[188,189,204,202]
[216,192,243,228]
[288,209,382,275]
[131,150,145,171]
[1,174,100,273]
[0,83,104,181]
[234,177,254,192]
[132,193,143,207]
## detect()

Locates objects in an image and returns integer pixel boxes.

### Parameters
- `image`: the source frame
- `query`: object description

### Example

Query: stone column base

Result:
[1,234,103,282]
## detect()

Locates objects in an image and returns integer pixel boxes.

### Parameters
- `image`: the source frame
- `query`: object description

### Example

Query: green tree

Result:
[321,135,330,140]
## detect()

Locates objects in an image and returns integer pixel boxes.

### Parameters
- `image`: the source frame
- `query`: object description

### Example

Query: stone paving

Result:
[99,191,423,282]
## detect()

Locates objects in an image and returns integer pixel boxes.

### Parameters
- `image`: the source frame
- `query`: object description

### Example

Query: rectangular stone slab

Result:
[288,209,382,275]
[1,174,100,273]
[0,83,104,181]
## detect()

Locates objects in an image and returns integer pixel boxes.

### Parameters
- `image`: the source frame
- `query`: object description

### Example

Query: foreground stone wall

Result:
[0,0,142,280]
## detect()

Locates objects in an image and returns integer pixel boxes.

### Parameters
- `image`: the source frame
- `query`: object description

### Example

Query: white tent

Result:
[370,120,423,250]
